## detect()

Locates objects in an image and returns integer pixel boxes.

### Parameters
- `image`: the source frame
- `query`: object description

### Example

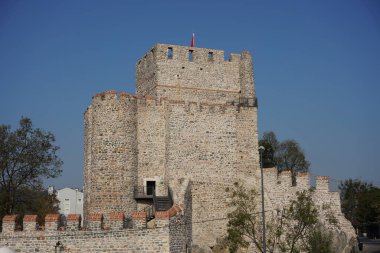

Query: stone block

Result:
[109,212,124,230]
[23,215,37,232]
[66,214,81,231]
[132,211,146,229]
[86,213,103,231]
[2,215,17,233]
[44,214,60,231]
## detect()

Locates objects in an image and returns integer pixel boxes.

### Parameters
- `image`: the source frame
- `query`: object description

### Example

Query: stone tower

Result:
[83,92,138,223]
[84,44,260,247]
[0,44,358,253]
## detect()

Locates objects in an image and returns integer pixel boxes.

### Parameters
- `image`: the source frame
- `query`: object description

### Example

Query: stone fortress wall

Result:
[83,44,261,248]
[0,180,192,253]
[256,169,357,253]
[83,89,259,247]
[0,44,357,252]
[0,206,189,252]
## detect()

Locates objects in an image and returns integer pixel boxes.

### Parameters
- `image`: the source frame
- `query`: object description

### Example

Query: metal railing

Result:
[238,97,258,107]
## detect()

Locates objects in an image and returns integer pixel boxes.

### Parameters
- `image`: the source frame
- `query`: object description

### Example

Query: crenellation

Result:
[278,170,293,186]
[109,212,124,230]
[66,214,82,231]
[132,211,147,229]
[136,43,253,104]
[44,214,60,231]
[2,215,17,234]
[86,213,103,231]
[23,215,37,232]
[316,175,330,192]
[151,44,228,64]
[296,172,310,190]
[263,167,277,185]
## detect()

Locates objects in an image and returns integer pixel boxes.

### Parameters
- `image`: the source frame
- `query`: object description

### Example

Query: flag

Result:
[190,33,195,47]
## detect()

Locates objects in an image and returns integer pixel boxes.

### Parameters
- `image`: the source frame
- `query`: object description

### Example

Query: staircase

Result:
[133,185,173,221]
[155,196,172,211]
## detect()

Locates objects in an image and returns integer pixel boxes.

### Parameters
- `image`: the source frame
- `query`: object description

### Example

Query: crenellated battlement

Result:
[0,209,189,252]
[137,44,247,65]
[1,205,186,234]
[135,43,255,103]
[263,168,333,192]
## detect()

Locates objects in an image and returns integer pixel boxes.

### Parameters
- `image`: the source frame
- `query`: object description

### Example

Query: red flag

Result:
[190,33,195,47]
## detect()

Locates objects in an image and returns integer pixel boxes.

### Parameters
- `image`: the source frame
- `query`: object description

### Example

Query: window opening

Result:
[146,181,156,196]
[188,50,193,62]
[208,52,213,61]
[168,47,173,59]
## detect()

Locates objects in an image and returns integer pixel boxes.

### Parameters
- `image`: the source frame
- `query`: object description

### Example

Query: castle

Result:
[0,44,357,252]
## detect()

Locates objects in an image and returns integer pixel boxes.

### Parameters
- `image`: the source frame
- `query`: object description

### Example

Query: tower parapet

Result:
[136,44,255,104]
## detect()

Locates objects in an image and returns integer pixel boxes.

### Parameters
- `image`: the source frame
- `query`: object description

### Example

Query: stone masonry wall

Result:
[136,97,167,196]
[1,228,170,252]
[166,102,240,184]
[1,183,192,253]
[257,168,358,253]
[84,91,138,224]
[236,106,260,179]
[136,44,255,104]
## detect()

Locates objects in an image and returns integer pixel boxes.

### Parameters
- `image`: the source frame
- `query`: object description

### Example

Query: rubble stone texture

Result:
[84,44,260,248]
[0,44,357,252]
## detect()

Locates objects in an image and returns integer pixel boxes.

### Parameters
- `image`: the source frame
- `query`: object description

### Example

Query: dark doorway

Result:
[146,181,156,196]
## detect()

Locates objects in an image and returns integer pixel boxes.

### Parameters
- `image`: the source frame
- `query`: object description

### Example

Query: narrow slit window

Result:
[188,50,193,62]
[208,52,213,61]
[168,47,173,59]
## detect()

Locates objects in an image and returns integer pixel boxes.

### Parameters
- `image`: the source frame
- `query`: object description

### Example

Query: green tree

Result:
[278,190,318,253]
[226,182,277,253]
[0,117,62,217]
[259,131,310,185]
[304,224,333,253]
[226,183,335,253]
[339,179,380,237]
[15,185,60,225]
[259,131,279,168]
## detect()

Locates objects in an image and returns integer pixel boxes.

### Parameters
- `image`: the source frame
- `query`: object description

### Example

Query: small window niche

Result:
[208,52,214,61]
[168,47,173,59]
[188,50,194,62]
[146,181,156,196]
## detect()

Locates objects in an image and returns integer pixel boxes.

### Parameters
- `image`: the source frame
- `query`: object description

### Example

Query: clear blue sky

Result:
[1,0,379,189]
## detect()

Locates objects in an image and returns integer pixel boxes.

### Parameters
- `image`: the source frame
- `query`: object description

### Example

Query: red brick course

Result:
[87,213,103,221]
[2,215,17,222]
[45,214,60,222]
[23,215,37,222]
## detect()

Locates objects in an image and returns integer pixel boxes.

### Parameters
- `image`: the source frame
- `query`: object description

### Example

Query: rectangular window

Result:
[146,181,156,196]
[188,50,193,62]
[168,47,173,59]
[208,52,213,61]
[64,199,70,213]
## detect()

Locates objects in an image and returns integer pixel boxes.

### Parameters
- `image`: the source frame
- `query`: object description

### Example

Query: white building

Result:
[56,188,83,222]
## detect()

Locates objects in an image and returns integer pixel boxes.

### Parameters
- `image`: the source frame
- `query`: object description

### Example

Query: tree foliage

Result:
[226,183,335,253]
[339,179,380,237]
[259,131,279,168]
[304,224,333,253]
[226,182,266,252]
[259,131,310,185]
[0,117,62,217]
[278,190,318,253]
